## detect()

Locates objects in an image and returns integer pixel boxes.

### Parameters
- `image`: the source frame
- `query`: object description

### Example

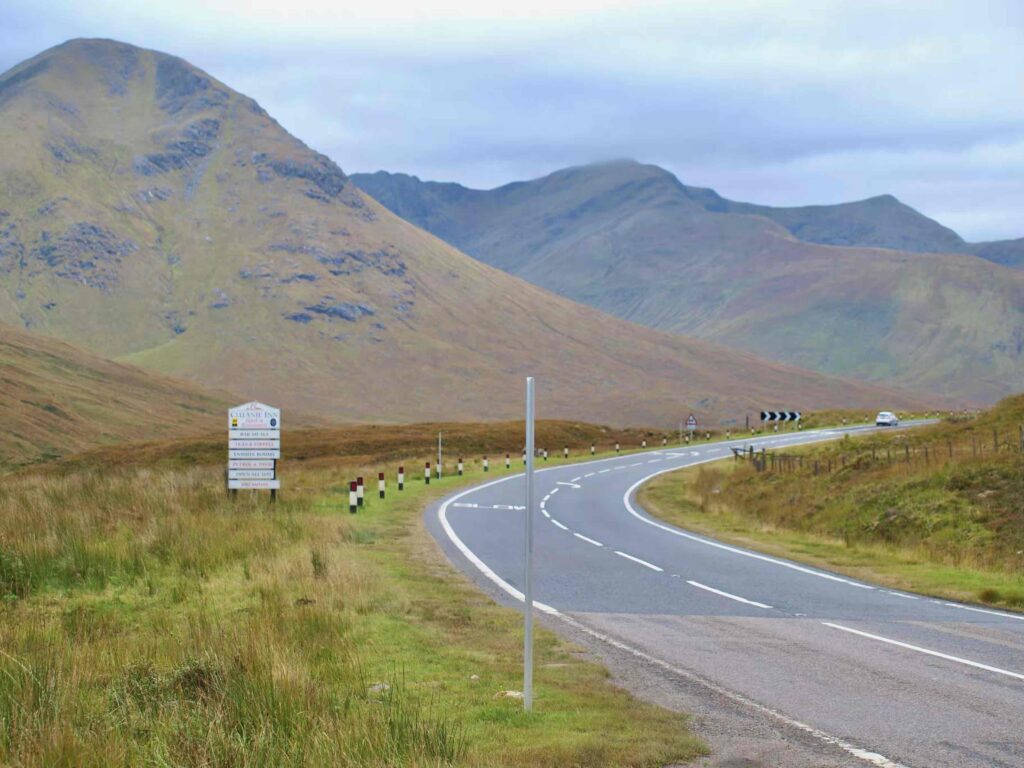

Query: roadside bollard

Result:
[349,481,357,514]
[484,456,489,472]
[564,447,569,459]
[437,461,442,480]
[506,453,511,469]
[378,472,385,499]
[543,449,548,461]
[615,442,620,453]
[357,477,365,507]
[522,450,526,465]
[458,458,464,476]
[591,444,595,455]
[726,430,730,439]
[425,462,431,485]
[662,437,667,446]
[398,466,405,491]
[705,432,710,440]
[642,439,647,449]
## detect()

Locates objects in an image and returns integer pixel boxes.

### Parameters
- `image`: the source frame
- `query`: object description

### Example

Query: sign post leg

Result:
[524,377,535,712]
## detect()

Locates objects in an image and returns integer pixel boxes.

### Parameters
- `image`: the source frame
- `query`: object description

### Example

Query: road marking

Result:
[822,622,1024,682]
[570,476,582,483]
[437,478,558,614]
[935,601,1024,621]
[598,469,611,474]
[557,481,581,489]
[622,468,875,591]
[549,487,559,495]
[687,580,772,609]
[614,465,627,470]
[556,614,910,768]
[647,458,662,463]
[629,462,643,467]
[451,502,525,510]
[573,532,603,547]
[614,551,663,572]
[541,509,550,518]
[886,591,919,600]
[584,472,596,478]
[552,519,569,531]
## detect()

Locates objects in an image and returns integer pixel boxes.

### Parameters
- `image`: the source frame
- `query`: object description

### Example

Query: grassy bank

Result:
[639,396,1024,611]
[0,440,705,766]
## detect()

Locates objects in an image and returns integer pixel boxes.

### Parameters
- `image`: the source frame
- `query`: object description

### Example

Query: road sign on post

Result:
[760,411,802,423]
[523,376,536,712]
[228,402,280,497]
[686,414,698,434]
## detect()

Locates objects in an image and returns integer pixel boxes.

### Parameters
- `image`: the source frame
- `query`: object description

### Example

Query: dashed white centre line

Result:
[687,580,772,609]
[614,551,664,572]
[573,532,604,547]
[584,472,596,478]
[551,519,569,531]
[599,469,611,474]
[823,622,1024,682]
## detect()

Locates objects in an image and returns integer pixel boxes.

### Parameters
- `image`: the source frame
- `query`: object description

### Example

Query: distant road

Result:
[428,423,1024,768]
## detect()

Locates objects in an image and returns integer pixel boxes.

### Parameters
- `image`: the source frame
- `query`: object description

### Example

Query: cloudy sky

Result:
[2,0,1022,240]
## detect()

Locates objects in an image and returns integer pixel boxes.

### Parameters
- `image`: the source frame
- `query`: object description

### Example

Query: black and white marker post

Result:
[590,444,595,455]
[458,458,464,476]
[424,462,431,485]
[357,477,364,507]
[398,466,405,491]
[349,481,357,514]
[378,472,385,499]
[563,446,568,459]
[615,442,620,453]
[506,453,511,469]
[483,456,489,473]
[523,376,536,712]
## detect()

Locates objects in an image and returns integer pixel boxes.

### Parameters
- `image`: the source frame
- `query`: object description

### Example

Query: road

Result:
[426,424,1024,768]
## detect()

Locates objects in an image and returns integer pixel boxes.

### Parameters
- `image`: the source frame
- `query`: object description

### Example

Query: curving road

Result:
[426,425,1024,768]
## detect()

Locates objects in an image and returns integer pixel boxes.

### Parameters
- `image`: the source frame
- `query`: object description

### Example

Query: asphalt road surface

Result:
[427,424,1024,768]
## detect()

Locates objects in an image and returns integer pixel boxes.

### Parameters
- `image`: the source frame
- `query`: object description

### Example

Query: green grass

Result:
[0,446,705,767]
[639,398,1024,611]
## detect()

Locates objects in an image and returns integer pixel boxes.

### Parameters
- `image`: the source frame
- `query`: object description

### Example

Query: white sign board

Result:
[229,402,281,431]
[229,449,281,459]
[686,414,698,431]
[229,479,280,490]
[228,402,280,494]
[228,460,276,470]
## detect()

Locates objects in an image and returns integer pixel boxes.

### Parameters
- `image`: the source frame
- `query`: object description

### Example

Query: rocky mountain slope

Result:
[0,322,230,467]
[353,161,1024,402]
[0,40,924,428]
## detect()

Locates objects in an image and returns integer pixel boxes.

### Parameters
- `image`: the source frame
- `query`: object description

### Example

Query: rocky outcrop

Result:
[31,223,136,290]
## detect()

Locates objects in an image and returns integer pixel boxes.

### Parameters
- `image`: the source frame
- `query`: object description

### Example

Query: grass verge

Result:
[0,446,706,766]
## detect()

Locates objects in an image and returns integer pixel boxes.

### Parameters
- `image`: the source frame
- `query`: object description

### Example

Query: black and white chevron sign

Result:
[761,411,801,422]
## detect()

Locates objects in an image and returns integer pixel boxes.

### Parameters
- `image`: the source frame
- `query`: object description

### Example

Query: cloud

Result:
[1,0,1021,240]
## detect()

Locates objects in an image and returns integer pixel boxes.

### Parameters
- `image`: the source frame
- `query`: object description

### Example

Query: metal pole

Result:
[437,431,442,479]
[524,377,535,712]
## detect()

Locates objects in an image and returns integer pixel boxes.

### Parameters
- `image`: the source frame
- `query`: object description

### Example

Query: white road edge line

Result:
[887,591,919,600]
[823,622,1024,682]
[687,580,772,609]
[621,460,875,590]
[938,602,1024,621]
[573,532,603,547]
[614,550,663,572]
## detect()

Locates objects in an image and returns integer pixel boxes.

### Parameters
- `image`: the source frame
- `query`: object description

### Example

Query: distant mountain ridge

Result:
[0,41,921,428]
[352,161,1024,403]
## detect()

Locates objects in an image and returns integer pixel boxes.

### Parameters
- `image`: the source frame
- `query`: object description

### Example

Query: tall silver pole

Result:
[437,431,442,479]
[524,376,535,711]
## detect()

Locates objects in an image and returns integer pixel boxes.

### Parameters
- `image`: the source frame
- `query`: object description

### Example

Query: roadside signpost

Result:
[686,414,697,435]
[523,377,536,712]
[228,402,280,498]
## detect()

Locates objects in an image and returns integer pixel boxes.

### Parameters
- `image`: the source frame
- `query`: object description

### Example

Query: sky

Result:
[2,0,1022,241]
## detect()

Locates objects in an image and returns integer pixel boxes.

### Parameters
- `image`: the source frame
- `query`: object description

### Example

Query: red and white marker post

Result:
[378,472,385,499]
[349,481,358,514]
[357,476,365,507]
[425,462,431,485]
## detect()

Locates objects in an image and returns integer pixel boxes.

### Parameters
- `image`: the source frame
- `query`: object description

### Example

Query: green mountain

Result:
[352,161,1024,403]
[0,41,921,428]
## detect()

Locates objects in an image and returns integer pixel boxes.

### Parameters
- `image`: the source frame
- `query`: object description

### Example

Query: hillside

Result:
[0,40,923,428]
[0,322,229,467]
[353,161,1024,402]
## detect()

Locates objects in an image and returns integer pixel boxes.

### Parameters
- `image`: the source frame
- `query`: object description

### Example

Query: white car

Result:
[875,411,899,427]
